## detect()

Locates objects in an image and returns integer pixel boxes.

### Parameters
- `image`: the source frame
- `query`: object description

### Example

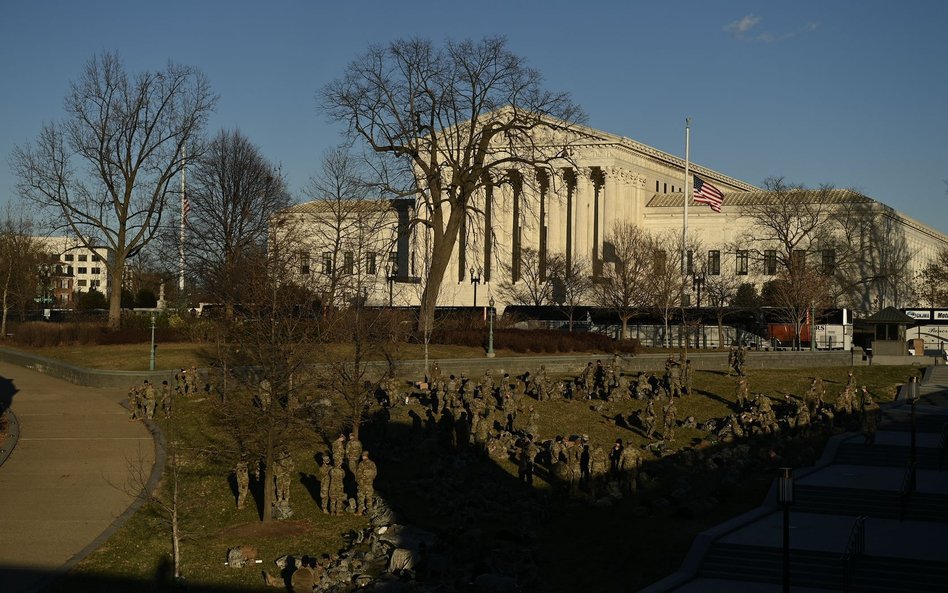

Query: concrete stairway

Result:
[699,543,948,593]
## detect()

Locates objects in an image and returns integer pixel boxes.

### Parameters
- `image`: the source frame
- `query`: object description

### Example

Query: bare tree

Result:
[914,256,948,308]
[499,247,553,307]
[13,52,216,328]
[704,274,743,348]
[548,253,590,331]
[648,232,687,348]
[211,220,321,522]
[595,222,653,339]
[186,129,289,313]
[302,148,392,311]
[322,36,585,335]
[0,211,44,335]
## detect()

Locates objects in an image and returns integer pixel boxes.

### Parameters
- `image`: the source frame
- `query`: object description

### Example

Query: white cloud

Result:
[724,14,819,43]
[725,14,761,37]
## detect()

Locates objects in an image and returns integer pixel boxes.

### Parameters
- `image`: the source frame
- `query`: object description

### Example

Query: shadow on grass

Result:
[14,565,269,593]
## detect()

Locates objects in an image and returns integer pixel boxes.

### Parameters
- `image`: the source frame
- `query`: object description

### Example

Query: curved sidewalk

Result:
[0,361,155,593]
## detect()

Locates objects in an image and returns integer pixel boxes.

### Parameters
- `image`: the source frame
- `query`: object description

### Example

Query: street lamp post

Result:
[387,263,398,307]
[149,312,157,371]
[692,272,705,349]
[910,376,918,490]
[779,467,794,593]
[486,296,495,358]
[470,267,481,309]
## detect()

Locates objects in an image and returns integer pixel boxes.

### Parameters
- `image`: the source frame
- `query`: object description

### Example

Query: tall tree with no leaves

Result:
[185,129,289,311]
[322,36,585,335]
[596,222,653,339]
[0,210,44,335]
[548,253,591,331]
[13,52,216,328]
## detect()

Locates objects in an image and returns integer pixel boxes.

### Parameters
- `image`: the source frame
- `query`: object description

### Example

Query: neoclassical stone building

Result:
[284,121,948,314]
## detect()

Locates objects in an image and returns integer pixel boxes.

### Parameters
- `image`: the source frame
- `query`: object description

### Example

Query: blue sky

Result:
[2,0,946,233]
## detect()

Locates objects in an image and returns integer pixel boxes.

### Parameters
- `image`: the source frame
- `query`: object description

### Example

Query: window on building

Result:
[77,279,87,287]
[655,180,659,192]
[653,250,667,274]
[92,255,101,262]
[78,267,87,274]
[299,252,310,275]
[90,279,100,288]
[91,267,100,275]
[61,279,70,289]
[821,249,835,275]
[64,254,74,262]
[366,253,377,276]
[322,252,332,275]
[388,251,397,276]
[708,250,721,275]
[736,250,749,275]
[663,182,667,193]
[792,249,806,271]
[764,250,777,275]
[343,251,354,275]
[78,254,87,262]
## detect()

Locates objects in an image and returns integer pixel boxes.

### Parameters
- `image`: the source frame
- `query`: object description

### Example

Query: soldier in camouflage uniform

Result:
[318,453,331,513]
[159,380,172,418]
[355,451,377,514]
[127,384,143,420]
[327,461,346,516]
[143,380,157,419]
[668,360,683,399]
[566,438,583,496]
[331,433,346,467]
[273,448,294,505]
[235,458,250,510]
[662,399,678,443]
[735,376,750,409]
[587,444,608,498]
[643,399,657,439]
[345,433,362,473]
[617,442,643,496]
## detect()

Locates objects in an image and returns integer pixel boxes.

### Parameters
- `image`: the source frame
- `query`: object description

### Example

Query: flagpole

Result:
[683,117,691,293]
[179,147,186,293]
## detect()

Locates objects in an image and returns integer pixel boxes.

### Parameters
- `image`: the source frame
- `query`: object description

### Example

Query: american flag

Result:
[693,175,724,212]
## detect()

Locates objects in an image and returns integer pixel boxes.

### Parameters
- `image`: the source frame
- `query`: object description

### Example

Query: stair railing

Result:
[839,514,867,593]
[938,421,948,471]
[898,460,917,520]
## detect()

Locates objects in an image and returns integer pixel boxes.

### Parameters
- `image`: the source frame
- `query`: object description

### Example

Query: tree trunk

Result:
[171,477,181,578]
[621,317,629,340]
[262,429,274,522]
[108,253,126,330]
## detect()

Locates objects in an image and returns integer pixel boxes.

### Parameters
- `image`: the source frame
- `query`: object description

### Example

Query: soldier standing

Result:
[518,439,536,486]
[355,451,377,514]
[331,434,346,467]
[683,359,694,395]
[663,399,678,443]
[588,444,608,498]
[143,381,157,419]
[318,454,331,513]
[861,387,880,445]
[127,384,142,420]
[668,361,683,399]
[644,400,657,439]
[736,377,750,409]
[328,461,346,516]
[159,380,173,418]
[273,448,294,505]
[345,433,363,473]
[235,459,250,510]
[617,444,643,496]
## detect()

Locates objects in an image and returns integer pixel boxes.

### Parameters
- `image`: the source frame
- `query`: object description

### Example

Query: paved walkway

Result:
[0,361,155,593]
[642,365,948,593]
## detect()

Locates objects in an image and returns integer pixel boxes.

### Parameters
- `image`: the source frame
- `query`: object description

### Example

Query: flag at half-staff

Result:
[693,175,724,212]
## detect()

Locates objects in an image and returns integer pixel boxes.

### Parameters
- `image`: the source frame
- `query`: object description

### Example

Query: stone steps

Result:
[699,543,948,593]
[793,485,948,522]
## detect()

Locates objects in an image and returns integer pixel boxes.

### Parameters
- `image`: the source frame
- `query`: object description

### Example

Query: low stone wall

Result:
[0,346,870,389]
[0,347,174,388]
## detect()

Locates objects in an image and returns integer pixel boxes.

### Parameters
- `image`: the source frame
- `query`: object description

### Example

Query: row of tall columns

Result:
[448,165,644,300]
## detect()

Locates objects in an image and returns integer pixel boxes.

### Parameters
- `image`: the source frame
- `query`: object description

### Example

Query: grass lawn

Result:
[12,341,579,371]
[46,361,918,592]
